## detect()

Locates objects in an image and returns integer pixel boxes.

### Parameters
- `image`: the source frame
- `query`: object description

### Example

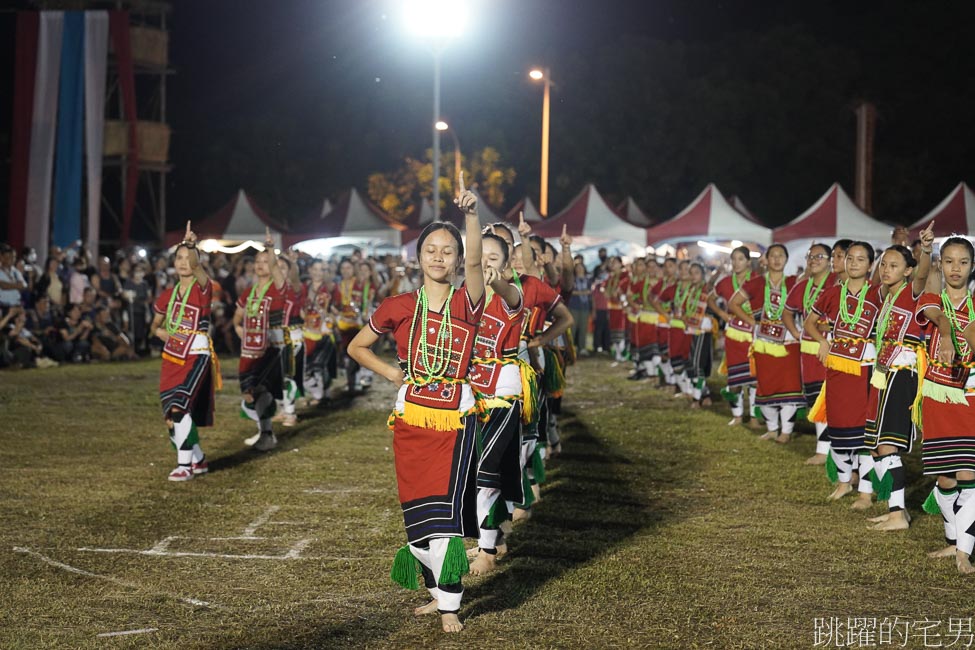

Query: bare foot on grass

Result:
[851,493,873,510]
[805,454,827,466]
[468,550,497,576]
[957,551,975,575]
[828,483,853,500]
[414,599,439,616]
[512,507,532,523]
[441,612,464,633]
[758,432,777,441]
[775,432,792,444]
[929,545,956,559]
[869,511,910,531]
[727,417,742,426]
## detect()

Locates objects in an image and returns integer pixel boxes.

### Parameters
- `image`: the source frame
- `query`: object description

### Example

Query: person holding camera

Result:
[57,303,94,363]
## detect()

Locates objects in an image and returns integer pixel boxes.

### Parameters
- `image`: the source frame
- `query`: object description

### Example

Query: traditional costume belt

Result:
[471,355,539,424]
[163,327,223,390]
[389,375,480,432]
[824,336,874,376]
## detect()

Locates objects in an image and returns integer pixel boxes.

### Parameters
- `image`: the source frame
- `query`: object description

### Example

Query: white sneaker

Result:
[244,432,262,447]
[168,466,193,482]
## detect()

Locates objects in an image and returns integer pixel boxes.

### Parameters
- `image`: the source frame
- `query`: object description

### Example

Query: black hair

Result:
[766,243,790,260]
[664,257,678,265]
[481,233,510,267]
[690,261,706,275]
[910,239,922,248]
[731,245,751,261]
[416,220,464,260]
[513,241,537,262]
[277,256,293,270]
[833,238,853,254]
[543,241,558,256]
[528,234,546,248]
[941,236,975,261]
[809,242,833,257]
[884,244,918,269]
[847,240,876,265]
[489,222,514,241]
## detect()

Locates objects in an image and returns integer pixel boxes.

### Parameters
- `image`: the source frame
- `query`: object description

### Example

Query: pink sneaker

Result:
[191,459,209,475]
[168,466,194,482]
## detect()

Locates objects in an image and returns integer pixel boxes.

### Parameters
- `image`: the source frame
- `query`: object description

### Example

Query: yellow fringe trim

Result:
[870,368,887,390]
[809,383,828,423]
[207,337,223,391]
[825,354,862,376]
[911,347,927,428]
[752,339,788,357]
[303,331,323,341]
[670,319,685,329]
[725,328,752,343]
[921,381,968,405]
[717,355,728,376]
[161,352,185,366]
[658,315,669,325]
[800,339,820,355]
[639,312,659,324]
[480,397,515,410]
[626,313,639,324]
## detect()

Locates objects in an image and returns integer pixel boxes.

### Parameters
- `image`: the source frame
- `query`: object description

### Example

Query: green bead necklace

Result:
[838,280,869,328]
[165,279,196,335]
[408,286,456,381]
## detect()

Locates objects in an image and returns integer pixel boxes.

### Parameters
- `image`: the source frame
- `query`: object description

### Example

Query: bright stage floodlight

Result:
[435,120,449,131]
[403,0,469,39]
[529,68,544,80]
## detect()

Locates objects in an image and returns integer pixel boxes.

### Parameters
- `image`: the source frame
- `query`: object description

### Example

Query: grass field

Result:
[1,356,973,649]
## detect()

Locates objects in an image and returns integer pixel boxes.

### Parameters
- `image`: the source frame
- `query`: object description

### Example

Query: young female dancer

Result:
[863,225,933,531]
[233,228,287,452]
[916,236,975,572]
[348,176,484,633]
[301,260,336,405]
[804,242,881,508]
[683,261,713,406]
[625,258,661,381]
[467,230,526,576]
[150,222,217,481]
[784,243,834,463]
[709,246,759,426]
[730,244,804,442]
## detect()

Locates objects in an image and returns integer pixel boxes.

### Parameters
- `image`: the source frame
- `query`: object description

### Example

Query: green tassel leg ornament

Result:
[390,544,421,590]
[439,537,470,584]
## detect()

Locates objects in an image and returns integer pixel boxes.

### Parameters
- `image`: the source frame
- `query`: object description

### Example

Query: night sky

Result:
[2,0,974,241]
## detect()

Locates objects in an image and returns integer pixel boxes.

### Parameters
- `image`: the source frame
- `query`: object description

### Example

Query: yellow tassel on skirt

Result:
[808,383,828,423]
[800,339,820,355]
[752,339,788,357]
[825,353,862,376]
[869,368,887,390]
[401,402,463,431]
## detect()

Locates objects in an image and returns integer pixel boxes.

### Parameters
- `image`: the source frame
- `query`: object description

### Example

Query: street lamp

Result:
[403,0,469,219]
[435,120,462,197]
[529,67,553,216]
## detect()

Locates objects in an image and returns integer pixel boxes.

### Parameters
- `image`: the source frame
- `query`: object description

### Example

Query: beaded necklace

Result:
[165,279,196,335]
[674,281,690,312]
[732,270,752,315]
[838,280,869,328]
[802,273,829,313]
[941,289,975,356]
[685,282,704,318]
[874,281,908,350]
[762,273,786,320]
[407,285,456,380]
[245,279,273,318]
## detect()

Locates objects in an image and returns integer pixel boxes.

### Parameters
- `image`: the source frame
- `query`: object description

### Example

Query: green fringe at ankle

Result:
[484,497,508,529]
[439,537,470,585]
[922,489,941,515]
[516,468,535,509]
[825,452,839,485]
[389,545,420,590]
[873,470,893,501]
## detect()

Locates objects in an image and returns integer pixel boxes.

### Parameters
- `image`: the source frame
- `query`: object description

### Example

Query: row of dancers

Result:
[606,222,975,574]
[152,176,576,633]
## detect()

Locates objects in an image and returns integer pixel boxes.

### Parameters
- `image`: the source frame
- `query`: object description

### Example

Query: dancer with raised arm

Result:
[233,228,287,452]
[348,172,485,633]
[150,222,218,481]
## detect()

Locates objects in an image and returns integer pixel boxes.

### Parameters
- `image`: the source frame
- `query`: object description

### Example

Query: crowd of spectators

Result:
[0,241,423,371]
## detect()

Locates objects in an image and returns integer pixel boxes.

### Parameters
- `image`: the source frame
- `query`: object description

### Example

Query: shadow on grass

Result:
[236,401,698,649]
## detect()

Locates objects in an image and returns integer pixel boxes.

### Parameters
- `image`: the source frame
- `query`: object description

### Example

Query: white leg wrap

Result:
[759,405,780,432]
[935,486,959,544]
[172,414,193,466]
[857,453,875,495]
[815,439,831,455]
[779,404,798,434]
[955,488,975,556]
[831,449,855,484]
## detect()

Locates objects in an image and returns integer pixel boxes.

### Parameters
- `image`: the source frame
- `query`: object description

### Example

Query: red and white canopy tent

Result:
[283,188,404,249]
[644,184,772,248]
[772,183,892,243]
[504,196,544,224]
[909,182,975,238]
[165,189,285,251]
[616,197,656,227]
[730,195,763,226]
[530,184,648,242]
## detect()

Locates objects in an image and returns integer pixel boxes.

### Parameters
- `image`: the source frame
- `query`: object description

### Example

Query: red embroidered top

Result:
[236,281,286,356]
[812,283,882,363]
[917,291,975,389]
[784,274,834,343]
[713,275,752,334]
[153,279,212,361]
[470,290,525,396]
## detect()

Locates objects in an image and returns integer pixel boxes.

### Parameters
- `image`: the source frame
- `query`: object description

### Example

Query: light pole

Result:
[435,120,461,197]
[403,0,468,219]
[529,67,552,216]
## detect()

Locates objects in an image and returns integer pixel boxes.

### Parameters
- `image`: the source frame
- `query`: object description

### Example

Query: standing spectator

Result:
[152,254,171,295]
[591,272,611,354]
[68,258,91,305]
[0,244,27,314]
[94,256,122,312]
[591,247,609,280]
[567,261,592,354]
[123,265,153,355]
[18,247,40,307]
[36,257,66,309]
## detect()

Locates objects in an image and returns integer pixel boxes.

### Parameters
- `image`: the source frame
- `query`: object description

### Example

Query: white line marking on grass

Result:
[12,546,222,609]
[96,628,158,638]
[241,505,280,537]
[73,546,380,562]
